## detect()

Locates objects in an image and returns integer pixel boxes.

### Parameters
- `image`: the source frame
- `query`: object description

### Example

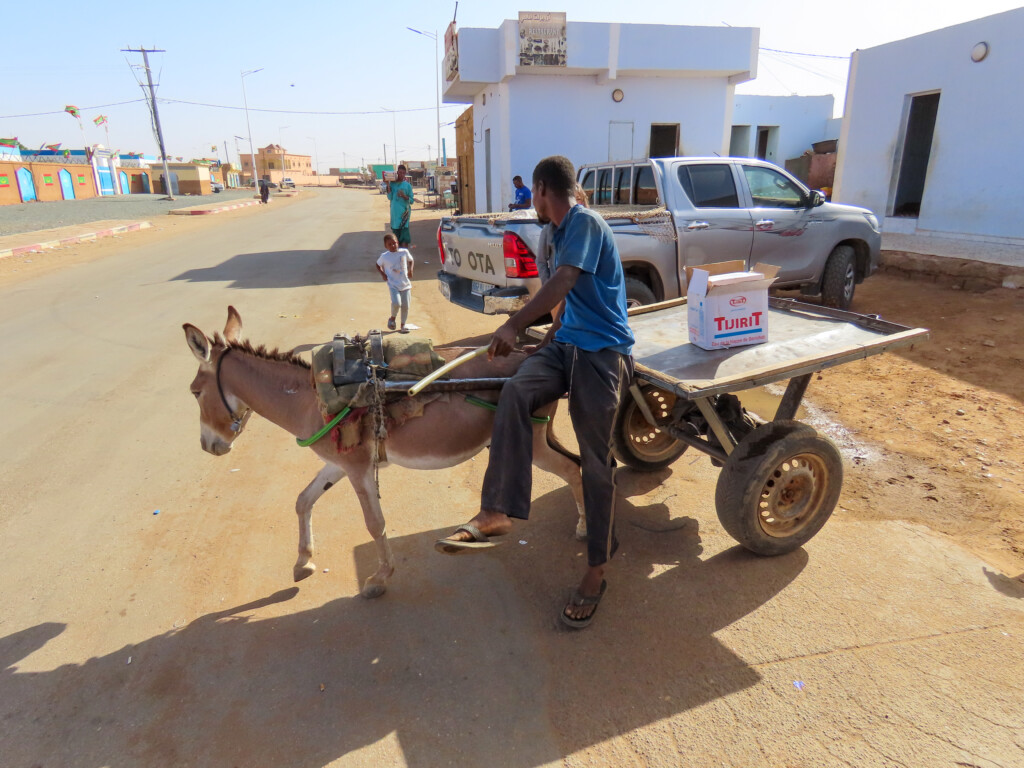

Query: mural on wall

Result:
[518,11,566,67]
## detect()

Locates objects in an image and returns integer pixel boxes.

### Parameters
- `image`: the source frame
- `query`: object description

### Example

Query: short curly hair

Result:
[532,156,575,199]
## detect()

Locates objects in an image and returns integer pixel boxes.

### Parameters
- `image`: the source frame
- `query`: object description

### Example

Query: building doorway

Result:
[16,167,36,202]
[649,124,679,158]
[730,125,751,157]
[755,126,778,161]
[891,91,940,218]
[609,121,634,162]
[119,170,130,194]
[59,169,75,199]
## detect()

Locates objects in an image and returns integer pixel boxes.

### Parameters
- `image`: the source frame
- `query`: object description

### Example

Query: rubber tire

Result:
[714,420,842,556]
[821,244,856,310]
[611,383,688,471]
[624,277,657,309]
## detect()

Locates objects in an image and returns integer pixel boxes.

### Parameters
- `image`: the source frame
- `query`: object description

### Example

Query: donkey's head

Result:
[183,306,252,456]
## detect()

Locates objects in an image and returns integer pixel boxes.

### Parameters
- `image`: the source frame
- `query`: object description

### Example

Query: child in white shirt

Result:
[375,233,414,332]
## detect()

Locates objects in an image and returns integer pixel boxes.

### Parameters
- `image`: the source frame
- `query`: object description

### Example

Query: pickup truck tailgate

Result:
[438,218,507,287]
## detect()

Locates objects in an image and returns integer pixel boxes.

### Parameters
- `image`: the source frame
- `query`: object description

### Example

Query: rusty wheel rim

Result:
[757,452,832,538]
[624,387,680,462]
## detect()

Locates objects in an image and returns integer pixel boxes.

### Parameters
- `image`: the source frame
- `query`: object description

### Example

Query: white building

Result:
[444,17,758,213]
[833,8,1024,241]
[730,95,839,164]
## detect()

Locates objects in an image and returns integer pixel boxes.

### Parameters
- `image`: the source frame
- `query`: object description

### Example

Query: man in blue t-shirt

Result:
[436,155,634,630]
[507,175,532,210]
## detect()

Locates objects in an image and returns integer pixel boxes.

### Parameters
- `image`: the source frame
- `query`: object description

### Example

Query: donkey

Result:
[184,306,584,598]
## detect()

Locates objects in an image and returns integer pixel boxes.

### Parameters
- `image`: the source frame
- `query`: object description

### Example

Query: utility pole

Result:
[122,46,174,200]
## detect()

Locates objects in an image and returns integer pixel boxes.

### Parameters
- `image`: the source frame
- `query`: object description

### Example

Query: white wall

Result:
[834,8,1024,239]
[731,95,835,163]
[451,19,757,213]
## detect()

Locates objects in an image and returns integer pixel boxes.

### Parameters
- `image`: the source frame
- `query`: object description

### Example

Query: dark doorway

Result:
[756,128,770,159]
[892,92,940,217]
[649,124,679,158]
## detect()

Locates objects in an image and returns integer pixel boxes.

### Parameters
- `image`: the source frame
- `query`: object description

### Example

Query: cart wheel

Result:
[715,421,841,555]
[611,383,688,471]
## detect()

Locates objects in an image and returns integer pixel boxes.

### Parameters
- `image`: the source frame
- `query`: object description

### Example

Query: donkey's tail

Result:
[543,401,581,466]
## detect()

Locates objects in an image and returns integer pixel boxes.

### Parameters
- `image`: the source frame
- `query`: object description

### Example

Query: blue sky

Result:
[2,0,1018,170]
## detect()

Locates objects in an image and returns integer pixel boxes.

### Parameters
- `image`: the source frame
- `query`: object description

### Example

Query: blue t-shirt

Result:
[513,185,532,207]
[551,205,634,355]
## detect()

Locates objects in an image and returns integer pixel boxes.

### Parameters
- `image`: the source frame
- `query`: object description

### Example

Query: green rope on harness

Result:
[464,395,551,424]
[296,406,351,447]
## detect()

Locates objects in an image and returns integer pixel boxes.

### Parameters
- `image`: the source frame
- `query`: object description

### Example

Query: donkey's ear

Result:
[183,324,212,363]
[224,306,243,344]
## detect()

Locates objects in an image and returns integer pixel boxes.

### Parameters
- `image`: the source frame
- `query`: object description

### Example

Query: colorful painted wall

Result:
[0,161,97,205]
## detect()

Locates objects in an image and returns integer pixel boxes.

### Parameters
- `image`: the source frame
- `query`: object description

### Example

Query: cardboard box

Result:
[686,260,780,350]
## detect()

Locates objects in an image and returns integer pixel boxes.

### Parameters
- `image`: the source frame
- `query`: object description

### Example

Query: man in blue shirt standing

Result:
[436,155,634,630]
[508,175,532,210]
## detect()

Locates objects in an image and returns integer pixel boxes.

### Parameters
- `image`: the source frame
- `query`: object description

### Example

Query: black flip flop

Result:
[560,580,608,630]
[434,524,502,555]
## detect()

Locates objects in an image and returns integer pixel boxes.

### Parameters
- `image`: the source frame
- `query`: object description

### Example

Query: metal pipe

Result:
[383,377,509,394]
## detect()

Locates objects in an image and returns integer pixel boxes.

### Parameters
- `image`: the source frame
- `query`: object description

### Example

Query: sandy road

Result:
[0,188,1021,767]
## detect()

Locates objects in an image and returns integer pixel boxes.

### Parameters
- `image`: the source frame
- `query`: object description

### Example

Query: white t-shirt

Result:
[377,248,413,291]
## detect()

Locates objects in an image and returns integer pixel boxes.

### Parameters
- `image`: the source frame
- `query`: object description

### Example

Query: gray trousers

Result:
[481,342,632,567]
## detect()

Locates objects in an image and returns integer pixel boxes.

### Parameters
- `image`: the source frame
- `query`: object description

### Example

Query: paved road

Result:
[0,189,1021,767]
[0,188,255,236]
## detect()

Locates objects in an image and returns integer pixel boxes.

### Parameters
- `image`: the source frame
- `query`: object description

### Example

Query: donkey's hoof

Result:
[575,522,588,542]
[294,563,316,582]
[360,580,387,599]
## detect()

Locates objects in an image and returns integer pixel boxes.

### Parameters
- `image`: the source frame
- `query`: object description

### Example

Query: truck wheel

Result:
[624,277,656,308]
[714,421,841,555]
[821,245,856,309]
[611,383,688,471]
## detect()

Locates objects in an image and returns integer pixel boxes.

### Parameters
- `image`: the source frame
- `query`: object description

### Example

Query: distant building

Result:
[834,8,1024,240]
[239,144,313,185]
[443,15,758,212]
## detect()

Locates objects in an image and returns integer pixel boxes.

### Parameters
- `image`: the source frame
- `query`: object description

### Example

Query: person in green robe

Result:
[385,164,414,247]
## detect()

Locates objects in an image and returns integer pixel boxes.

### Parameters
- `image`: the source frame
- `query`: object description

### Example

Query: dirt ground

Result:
[799,277,1024,578]
[2,200,1021,582]
[3,190,1022,766]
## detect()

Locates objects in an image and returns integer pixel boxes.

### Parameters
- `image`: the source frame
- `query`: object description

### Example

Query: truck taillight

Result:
[436,224,446,265]
[503,232,538,278]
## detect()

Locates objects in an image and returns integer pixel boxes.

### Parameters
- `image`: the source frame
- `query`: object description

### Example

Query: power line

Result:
[156,98,461,116]
[759,47,850,60]
[0,99,146,119]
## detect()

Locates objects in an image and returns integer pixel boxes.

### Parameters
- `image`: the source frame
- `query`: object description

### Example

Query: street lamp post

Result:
[241,68,263,186]
[380,107,398,168]
[407,27,441,169]
[306,135,320,186]
[278,126,289,186]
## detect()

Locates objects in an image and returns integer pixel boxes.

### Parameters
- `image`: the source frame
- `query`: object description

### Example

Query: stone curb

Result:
[168,200,262,216]
[0,221,153,260]
[880,250,1024,290]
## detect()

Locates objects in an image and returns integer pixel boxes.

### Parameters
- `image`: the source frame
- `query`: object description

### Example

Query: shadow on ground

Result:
[170,219,443,291]
[1,477,807,766]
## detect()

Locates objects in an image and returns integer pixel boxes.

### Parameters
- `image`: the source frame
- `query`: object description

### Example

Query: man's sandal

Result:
[560,580,608,629]
[434,524,502,555]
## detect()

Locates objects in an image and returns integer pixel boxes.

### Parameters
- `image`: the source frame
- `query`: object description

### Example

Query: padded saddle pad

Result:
[311,335,448,416]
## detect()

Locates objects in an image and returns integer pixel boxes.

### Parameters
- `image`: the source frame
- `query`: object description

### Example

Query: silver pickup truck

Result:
[437,157,881,312]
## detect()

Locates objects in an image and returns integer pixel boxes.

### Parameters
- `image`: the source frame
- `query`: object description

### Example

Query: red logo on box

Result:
[729,296,747,307]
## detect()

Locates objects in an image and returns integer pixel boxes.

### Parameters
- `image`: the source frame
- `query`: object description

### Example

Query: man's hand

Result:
[488,321,518,360]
